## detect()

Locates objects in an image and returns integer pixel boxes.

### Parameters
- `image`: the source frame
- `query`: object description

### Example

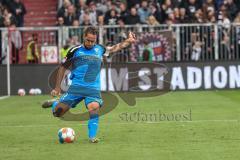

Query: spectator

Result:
[88,2,100,26]
[75,0,86,18]
[105,9,119,43]
[224,0,238,21]
[104,9,118,25]
[125,7,141,25]
[184,0,202,22]
[147,15,159,26]
[9,22,22,64]
[57,0,240,26]
[56,16,65,26]
[69,19,82,43]
[8,0,26,27]
[57,0,72,18]
[178,8,189,23]
[146,15,159,33]
[137,0,151,24]
[167,11,178,24]
[149,3,162,23]
[219,32,231,60]
[60,39,71,62]
[72,19,79,26]
[193,9,205,23]
[3,7,16,27]
[119,2,128,24]
[173,8,180,22]
[161,0,175,23]
[26,34,39,64]
[104,2,118,24]
[190,33,202,61]
[191,41,202,61]
[64,5,78,26]
[71,35,80,45]
[202,0,215,21]
[81,13,91,26]
[75,0,86,10]
[96,0,108,14]
[97,14,104,26]
[218,10,231,32]
[206,9,216,23]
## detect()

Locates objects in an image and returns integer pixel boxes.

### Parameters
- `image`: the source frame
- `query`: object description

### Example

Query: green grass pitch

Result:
[0,90,240,160]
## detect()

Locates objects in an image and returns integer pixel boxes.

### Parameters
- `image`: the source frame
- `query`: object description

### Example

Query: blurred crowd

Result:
[56,0,240,62]
[1,0,240,64]
[0,0,26,64]
[56,0,240,27]
[0,0,26,27]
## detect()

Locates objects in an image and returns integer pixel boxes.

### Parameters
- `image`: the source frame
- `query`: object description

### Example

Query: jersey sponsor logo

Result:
[94,48,99,52]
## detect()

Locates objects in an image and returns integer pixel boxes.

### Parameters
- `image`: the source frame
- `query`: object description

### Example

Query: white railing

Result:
[0,23,240,64]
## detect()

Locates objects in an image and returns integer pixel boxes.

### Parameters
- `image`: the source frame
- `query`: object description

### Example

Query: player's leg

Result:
[85,98,103,143]
[87,102,100,143]
[52,101,70,117]
[41,97,59,108]
[52,93,82,117]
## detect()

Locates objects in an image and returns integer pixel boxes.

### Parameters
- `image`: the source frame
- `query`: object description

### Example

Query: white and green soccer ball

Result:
[58,127,75,144]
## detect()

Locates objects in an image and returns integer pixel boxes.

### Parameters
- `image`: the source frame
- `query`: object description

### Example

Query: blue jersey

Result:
[64,44,106,96]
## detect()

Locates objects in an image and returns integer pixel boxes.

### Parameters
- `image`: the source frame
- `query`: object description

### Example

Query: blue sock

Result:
[51,100,59,114]
[88,114,99,139]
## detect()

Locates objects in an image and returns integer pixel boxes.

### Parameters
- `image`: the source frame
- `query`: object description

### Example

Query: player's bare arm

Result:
[51,65,67,96]
[51,47,74,97]
[106,32,136,54]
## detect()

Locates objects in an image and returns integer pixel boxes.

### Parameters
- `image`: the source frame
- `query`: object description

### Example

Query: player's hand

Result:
[126,32,136,44]
[51,88,61,97]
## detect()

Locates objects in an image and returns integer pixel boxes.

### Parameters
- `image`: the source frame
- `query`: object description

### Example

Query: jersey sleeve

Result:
[66,45,81,60]
[98,44,109,57]
[62,45,81,69]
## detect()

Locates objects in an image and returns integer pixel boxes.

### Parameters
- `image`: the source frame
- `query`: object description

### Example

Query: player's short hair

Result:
[83,26,98,37]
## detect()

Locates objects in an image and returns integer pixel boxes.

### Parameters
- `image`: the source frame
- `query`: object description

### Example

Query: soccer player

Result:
[48,26,136,143]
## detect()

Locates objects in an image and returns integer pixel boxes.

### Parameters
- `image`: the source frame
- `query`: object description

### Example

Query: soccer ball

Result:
[58,128,75,143]
[35,88,42,95]
[18,89,26,96]
[29,88,35,95]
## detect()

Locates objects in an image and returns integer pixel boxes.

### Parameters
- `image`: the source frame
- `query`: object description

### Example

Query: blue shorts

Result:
[58,93,103,108]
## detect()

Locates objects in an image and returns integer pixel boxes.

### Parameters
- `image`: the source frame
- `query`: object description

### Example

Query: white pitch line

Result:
[0,120,238,128]
[0,124,87,128]
[0,96,10,100]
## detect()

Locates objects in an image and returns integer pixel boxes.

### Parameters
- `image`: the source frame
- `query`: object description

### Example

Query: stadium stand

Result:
[0,0,240,64]
[24,0,57,26]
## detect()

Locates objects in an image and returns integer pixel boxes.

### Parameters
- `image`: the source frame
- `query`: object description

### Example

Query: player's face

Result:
[83,33,97,49]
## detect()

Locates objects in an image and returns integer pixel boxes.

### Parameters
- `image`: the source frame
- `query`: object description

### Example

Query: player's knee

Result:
[88,102,100,110]
[87,102,100,114]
